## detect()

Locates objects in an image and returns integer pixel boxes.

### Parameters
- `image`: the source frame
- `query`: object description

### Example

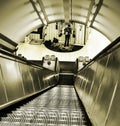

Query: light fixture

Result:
[89,14,94,21]
[40,12,44,19]
[95,0,100,4]
[35,2,41,12]
[51,55,56,60]
[44,55,50,60]
[44,55,56,61]
[32,0,48,25]
[39,12,47,25]
[87,21,91,27]
[43,19,47,25]
[85,56,90,62]
[91,4,97,14]
[78,56,84,62]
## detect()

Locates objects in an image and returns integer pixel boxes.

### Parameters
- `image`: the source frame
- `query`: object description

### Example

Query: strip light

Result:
[32,0,47,25]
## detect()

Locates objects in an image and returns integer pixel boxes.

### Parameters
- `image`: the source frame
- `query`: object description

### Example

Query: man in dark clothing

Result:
[64,24,72,46]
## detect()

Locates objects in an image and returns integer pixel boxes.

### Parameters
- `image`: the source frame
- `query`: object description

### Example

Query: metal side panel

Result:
[75,44,120,126]
[105,77,120,126]
[0,64,7,105]
[80,70,88,92]
[85,63,98,95]
[104,48,120,126]
[90,54,113,125]
[89,55,109,109]
[74,61,98,113]
[18,63,34,95]
[43,69,56,87]
[29,66,41,91]
[0,58,24,102]
[37,69,45,89]
[80,63,98,113]
[92,49,120,126]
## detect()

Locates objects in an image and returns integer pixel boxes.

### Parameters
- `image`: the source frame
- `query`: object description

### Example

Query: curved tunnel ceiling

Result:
[0,0,120,43]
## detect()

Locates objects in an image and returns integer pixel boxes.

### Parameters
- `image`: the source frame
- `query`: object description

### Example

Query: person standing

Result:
[64,24,72,46]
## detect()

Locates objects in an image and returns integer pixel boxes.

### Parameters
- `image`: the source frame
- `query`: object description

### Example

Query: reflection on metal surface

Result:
[74,42,120,126]
[43,74,55,80]
[0,51,59,110]
[0,64,8,104]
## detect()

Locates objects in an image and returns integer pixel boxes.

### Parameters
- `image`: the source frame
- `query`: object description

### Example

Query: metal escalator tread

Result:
[0,85,90,126]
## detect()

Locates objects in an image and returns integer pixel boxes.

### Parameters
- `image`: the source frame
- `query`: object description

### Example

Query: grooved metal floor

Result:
[0,85,89,126]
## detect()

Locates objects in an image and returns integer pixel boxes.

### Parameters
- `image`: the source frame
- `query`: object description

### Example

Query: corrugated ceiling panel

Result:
[93,21,119,41]
[48,15,64,22]
[0,0,42,43]
[93,0,120,41]
[42,0,64,22]
[72,0,91,8]
[45,7,64,16]
[42,0,63,7]
[72,16,86,23]
[72,8,88,17]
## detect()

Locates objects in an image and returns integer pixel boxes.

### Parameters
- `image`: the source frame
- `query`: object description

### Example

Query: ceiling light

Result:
[91,5,97,14]
[43,19,47,25]
[87,21,91,27]
[35,2,41,12]
[40,12,44,19]
[89,14,94,21]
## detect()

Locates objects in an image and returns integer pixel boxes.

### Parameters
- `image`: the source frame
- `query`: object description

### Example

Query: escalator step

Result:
[0,85,90,126]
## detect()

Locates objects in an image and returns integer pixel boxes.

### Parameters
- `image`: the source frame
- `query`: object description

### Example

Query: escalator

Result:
[0,85,91,126]
[0,37,119,126]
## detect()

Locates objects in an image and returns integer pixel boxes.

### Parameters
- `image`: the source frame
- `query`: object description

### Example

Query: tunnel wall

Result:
[74,37,120,126]
[0,51,59,110]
